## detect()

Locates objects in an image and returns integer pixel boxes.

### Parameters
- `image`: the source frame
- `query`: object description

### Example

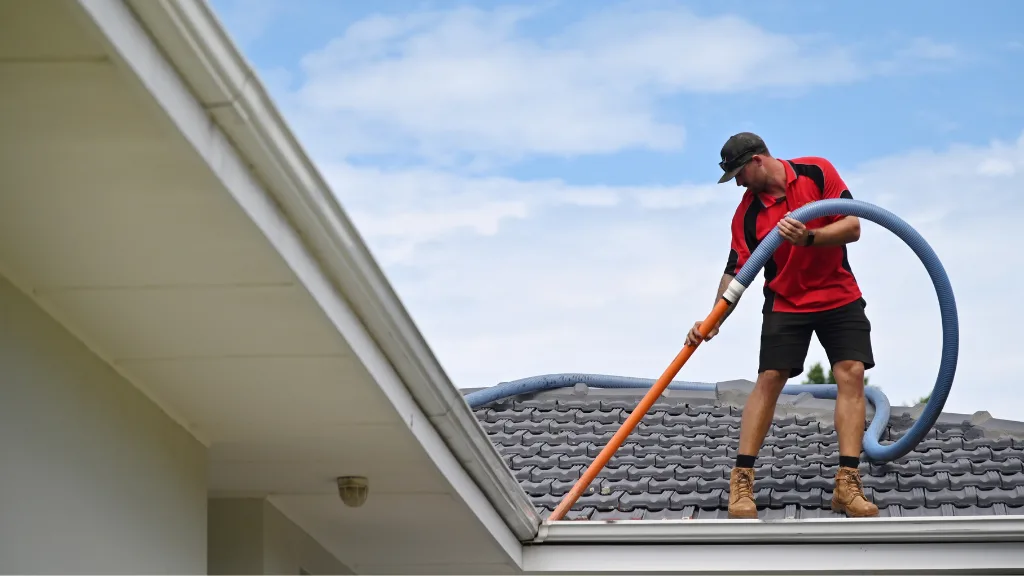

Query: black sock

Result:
[736,454,756,468]
[839,455,859,469]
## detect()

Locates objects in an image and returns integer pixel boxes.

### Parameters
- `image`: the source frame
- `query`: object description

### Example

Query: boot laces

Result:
[734,471,753,499]
[840,468,865,495]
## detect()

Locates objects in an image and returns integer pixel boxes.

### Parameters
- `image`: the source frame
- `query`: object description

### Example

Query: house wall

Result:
[208,498,354,575]
[0,275,208,574]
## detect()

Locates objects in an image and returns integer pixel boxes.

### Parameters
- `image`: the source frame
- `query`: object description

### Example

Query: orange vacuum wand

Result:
[548,297,732,522]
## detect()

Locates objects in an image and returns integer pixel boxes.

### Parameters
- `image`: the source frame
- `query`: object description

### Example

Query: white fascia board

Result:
[523,541,1024,574]
[534,516,1024,544]
[72,0,539,561]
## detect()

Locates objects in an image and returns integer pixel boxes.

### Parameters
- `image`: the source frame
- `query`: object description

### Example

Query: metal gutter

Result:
[523,541,1024,575]
[112,0,540,542]
[533,516,1024,544]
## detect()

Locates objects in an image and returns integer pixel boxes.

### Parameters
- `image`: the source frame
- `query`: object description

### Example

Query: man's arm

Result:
[687,272,736,345]
[816,157,860,244]
[688,199,750,345]
[718,200,750,325]
[779,211,860,246]
[808,214,860,245]
[780,157,861,247]
[714,272,737,323]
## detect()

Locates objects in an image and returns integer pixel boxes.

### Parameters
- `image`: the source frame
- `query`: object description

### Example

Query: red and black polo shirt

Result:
[724,156,862,314]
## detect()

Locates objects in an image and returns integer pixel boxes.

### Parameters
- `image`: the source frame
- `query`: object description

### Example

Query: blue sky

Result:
[210,0,1024,419]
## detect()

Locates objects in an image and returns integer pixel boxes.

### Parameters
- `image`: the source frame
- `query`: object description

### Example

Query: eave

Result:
[96,0,540,545]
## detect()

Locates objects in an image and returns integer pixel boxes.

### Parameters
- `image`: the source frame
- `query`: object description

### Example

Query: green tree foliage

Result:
[801,361,869,385]
[802,362,936,406]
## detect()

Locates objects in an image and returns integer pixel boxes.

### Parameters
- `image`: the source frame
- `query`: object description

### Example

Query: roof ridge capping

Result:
[463,377,1024,439]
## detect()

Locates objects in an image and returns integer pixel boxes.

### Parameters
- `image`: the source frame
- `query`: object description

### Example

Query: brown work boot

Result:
[728,467,757,519]
[831,466,879,517]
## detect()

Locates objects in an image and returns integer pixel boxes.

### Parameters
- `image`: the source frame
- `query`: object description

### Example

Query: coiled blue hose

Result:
[465,198,958,463]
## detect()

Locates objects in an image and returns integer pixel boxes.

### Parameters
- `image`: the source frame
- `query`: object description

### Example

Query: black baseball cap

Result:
[718,132,769,183]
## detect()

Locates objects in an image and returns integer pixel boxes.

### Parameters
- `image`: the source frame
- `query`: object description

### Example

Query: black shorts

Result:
[759,298,874,379]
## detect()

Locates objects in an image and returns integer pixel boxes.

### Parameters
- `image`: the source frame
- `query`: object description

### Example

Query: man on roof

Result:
[685,132,878,519]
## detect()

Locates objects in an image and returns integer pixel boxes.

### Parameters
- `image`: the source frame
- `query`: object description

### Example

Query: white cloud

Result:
[328,131,1024,422]
[239,0,997,426]
[324,161,726,266]
[287,3,953,164]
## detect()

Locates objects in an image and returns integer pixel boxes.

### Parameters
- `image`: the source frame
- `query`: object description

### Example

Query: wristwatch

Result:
[805,230,816,246]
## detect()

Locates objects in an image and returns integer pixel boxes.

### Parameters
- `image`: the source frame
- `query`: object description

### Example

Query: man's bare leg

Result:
[832,359,866,459]
[738,369,789,456]
[728,369,788,518]
[830,359,878,517]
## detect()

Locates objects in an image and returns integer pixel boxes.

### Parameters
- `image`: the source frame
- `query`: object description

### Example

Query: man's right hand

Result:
[686,320,719,347]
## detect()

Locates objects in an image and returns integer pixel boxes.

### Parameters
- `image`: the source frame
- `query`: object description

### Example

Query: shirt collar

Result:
[783,159,797,185]
[756,159,795,206]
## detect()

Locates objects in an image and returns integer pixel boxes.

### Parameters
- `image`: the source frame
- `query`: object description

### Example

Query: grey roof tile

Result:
[540,442,584,457]
[657,453,703,467]
[531,465,581,482]
[869,460,922,475]
[465,380,1024,519]
[619,491,672,511]
[920,458,970,474]
[991,447,1022,461]
[610,453,656,468]
[579,408,621,424]
[636,443,672,456]
[560,453,592,467]
[794,475,833,491]
[490,430,526,446]
[511,454,561,469]
[899,471,949,490]
[520,479,553,496]
[978,487,1024,506]
[596,465,631,481]
[974,458,1023,474]
[1002,472,1024,488]
[862,472,899,490]
[549,421,590,434]
[499,443,541,457]
[628,464,676,481]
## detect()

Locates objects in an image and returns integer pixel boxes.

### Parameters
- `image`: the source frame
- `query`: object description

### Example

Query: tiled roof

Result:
[465,379,1024,520]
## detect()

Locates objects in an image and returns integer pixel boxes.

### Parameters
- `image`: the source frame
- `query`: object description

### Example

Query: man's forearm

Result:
[810,215,861,246]
[715,273,737,324]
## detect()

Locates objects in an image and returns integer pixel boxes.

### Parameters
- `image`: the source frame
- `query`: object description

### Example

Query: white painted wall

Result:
[0,275,208,574]
[209,498,354,575]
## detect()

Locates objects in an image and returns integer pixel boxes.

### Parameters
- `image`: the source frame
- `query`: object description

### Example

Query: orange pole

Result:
[548,297,733,522]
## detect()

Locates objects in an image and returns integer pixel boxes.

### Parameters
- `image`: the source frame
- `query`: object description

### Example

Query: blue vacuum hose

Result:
[465,198,958,463]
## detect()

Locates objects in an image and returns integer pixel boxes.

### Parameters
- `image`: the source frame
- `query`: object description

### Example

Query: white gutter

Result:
[83,0,540,543]
[533,516,1024,544]
[524,541,1024,575]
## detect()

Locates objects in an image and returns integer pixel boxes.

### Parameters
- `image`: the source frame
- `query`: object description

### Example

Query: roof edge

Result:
[533,515,1024,544]
[117,0,540,541]
[523,540,1024,574]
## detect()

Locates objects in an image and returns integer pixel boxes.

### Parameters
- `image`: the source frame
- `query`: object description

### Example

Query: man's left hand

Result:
[778,214,810,246]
